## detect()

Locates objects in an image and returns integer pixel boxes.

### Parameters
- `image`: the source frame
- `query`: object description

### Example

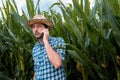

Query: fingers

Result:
[42,29,49,35]
[42,29,49,42]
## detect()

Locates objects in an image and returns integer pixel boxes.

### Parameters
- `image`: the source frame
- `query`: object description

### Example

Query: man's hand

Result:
[42,29,49,43]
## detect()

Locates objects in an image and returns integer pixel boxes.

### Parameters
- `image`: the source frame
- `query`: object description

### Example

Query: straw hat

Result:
[27,14,53,28]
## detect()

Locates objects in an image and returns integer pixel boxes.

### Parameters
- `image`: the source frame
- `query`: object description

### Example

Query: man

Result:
[27,14,66,80]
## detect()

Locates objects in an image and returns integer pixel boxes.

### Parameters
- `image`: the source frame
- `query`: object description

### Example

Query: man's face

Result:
[31,23,45,39]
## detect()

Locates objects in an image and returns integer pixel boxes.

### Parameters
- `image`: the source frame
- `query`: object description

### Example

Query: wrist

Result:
[44,40,49,44]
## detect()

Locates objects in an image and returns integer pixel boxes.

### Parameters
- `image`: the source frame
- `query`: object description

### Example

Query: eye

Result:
[31,25,35,29]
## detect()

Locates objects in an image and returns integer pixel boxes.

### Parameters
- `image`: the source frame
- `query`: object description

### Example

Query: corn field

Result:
[0,0,120,80]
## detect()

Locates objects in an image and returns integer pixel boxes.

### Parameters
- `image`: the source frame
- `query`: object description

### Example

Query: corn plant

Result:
[49,0,120,80]
[0,0,36,79]
[0,0,120,80]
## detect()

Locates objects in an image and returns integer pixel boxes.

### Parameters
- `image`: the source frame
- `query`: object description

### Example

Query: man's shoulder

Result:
[49,37,65,45]
[50,36,64,41]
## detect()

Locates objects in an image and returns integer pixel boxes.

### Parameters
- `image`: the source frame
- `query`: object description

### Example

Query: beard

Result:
[34,32,44,39]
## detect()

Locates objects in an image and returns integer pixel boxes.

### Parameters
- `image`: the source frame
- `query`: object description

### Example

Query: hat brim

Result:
[27,19,53,28]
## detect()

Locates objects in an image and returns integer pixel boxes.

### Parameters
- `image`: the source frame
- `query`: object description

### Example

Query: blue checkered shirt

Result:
[32,37,66,80]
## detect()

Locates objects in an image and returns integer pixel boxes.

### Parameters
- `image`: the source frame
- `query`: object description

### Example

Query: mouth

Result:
[35,32,40,35]
[34,32,43,39]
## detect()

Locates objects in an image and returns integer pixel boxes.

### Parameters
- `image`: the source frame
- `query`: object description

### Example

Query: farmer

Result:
[27,14,66,80]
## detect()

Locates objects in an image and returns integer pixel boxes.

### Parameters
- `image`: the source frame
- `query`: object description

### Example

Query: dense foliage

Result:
[0,0,120,80]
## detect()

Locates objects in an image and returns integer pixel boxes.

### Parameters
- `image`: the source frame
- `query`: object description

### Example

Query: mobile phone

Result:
[39,33,44,39]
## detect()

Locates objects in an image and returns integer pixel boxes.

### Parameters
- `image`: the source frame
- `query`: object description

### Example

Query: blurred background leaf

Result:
[0,0,120,80]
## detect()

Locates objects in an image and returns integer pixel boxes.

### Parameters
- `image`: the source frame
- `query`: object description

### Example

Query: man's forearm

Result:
[44,40,62,69]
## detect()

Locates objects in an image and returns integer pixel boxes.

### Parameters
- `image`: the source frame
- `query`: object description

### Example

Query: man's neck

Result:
[39,38,44,44]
